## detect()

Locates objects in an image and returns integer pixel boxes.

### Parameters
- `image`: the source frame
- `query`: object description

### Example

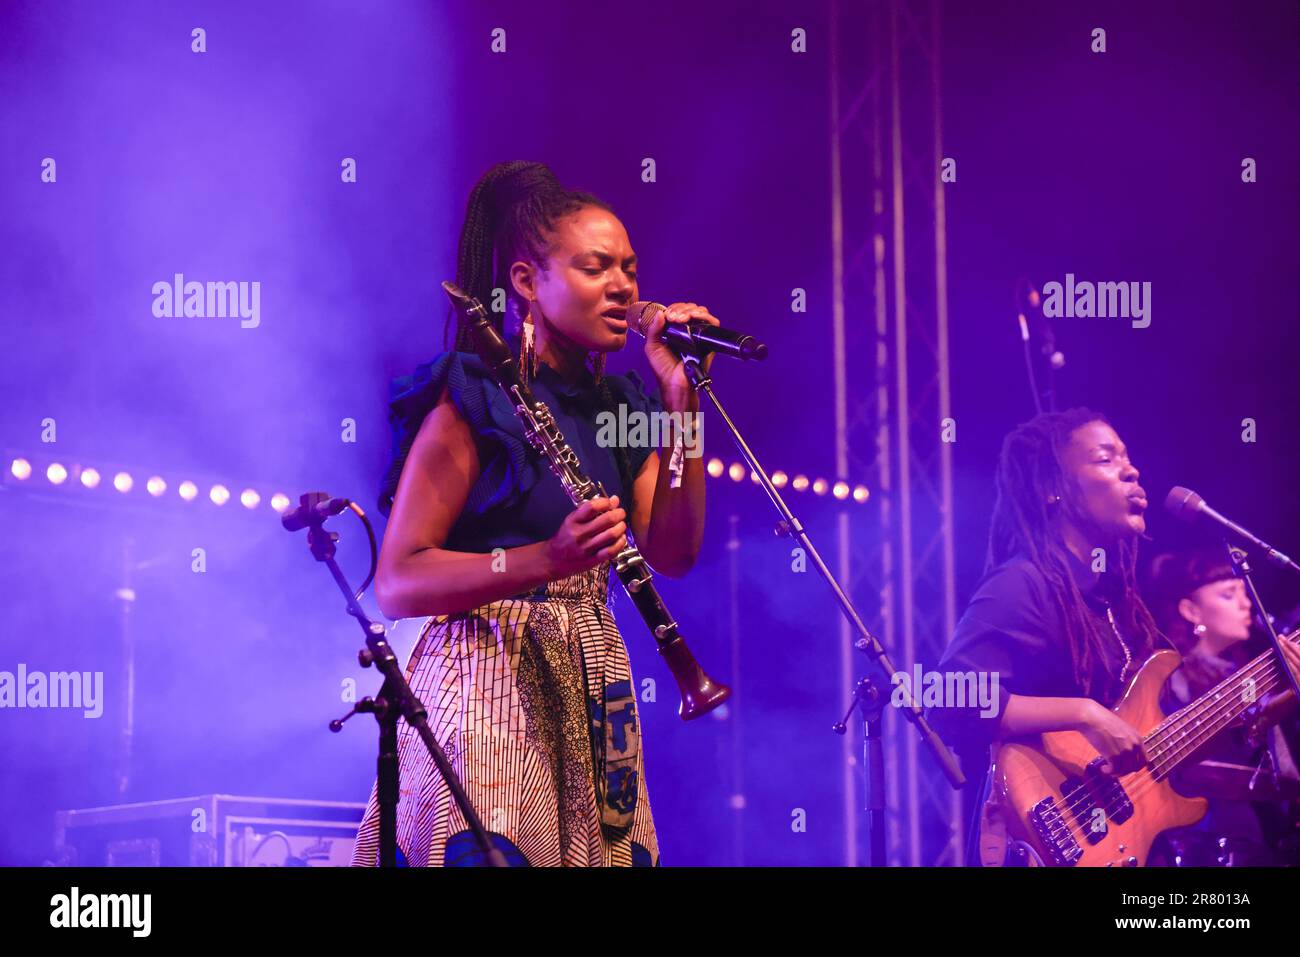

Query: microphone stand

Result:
[287,493,506,867]
[678,354,966,864]
[1225,542,1300,701]
[833,677,887,866]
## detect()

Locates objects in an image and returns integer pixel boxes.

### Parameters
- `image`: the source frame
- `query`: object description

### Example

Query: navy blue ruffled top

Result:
[378,334,665,554]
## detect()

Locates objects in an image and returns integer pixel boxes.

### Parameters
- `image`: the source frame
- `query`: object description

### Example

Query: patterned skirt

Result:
[349,563,660,866]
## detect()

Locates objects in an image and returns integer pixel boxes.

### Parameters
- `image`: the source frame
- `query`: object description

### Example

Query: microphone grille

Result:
[1164,486,1204,522]
[626,301,664,339]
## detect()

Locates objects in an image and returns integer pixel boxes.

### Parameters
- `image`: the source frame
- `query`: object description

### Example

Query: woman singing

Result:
[928,408,1167,865]
[350,161,718,866]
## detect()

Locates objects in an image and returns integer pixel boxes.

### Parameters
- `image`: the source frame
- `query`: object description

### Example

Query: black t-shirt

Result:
[927,549,1141,760]
[925,549,1147,864]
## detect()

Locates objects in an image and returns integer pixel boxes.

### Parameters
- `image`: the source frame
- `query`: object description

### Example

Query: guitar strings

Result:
[1065,631,1296,819]
[1146,632,1297,761]
[1147,642,1299,771]
[1028,643,1296,852]
[1049,654,1288,831]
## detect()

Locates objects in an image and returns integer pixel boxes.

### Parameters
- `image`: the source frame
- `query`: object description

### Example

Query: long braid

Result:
[448,161,637,511]
[448,161,554,350]
[1117,535,1167,656]
[986,408,1162,697]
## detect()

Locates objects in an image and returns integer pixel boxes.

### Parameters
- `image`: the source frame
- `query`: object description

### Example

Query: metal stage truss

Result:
[829,0,960,867]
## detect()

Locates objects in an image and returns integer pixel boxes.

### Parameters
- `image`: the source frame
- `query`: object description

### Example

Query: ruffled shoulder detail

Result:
[599,368,667,480]
[377,350,540,517]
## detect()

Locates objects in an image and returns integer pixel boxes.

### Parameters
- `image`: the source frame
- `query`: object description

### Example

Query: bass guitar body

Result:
[990,650,1208,867]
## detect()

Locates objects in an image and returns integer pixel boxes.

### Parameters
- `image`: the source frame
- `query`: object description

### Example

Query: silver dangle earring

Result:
[520,301,538,386]
[1194,623,1208,635]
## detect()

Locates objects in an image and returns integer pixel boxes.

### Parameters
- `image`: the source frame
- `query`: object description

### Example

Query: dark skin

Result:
[374,206,719,619]
[998,421,1151,775]
[1028,426,1300,767]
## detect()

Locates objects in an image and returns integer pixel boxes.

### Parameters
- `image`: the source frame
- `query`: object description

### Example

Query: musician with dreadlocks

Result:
[927,408,1167,866]
[350,161,719,867]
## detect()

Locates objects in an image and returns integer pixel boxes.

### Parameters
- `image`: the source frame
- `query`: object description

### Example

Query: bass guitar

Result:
[988,628,1298,866]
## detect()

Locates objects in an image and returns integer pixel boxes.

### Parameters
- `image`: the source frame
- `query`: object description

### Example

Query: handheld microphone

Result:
[1164,486,1300,573]
[626,301,768,361]
[281,492,351,532]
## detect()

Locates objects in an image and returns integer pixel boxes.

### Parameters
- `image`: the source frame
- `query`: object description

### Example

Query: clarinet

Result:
[441,282,731,720]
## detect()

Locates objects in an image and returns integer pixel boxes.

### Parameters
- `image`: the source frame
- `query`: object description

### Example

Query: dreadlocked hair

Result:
[986,407,1163,698]
[448,160,637,516]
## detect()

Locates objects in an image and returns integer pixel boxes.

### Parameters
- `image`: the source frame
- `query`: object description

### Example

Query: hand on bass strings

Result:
[1075,699,1147,776]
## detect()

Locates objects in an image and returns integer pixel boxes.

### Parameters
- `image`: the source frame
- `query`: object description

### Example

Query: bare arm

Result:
[375,388,628,619]
[999,694,1092,736]
[630,391,705,578]
[1000,693,1146,775]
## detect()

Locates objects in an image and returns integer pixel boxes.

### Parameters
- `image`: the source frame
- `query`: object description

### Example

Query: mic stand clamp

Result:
[834,677,887,866]
[291,496,507,867]
[1225,542,1300,701]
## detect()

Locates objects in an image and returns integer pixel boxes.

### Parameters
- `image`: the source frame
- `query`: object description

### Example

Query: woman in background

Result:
[1147,547,1300,865]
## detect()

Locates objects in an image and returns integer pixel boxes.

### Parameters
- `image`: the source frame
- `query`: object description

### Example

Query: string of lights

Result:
[5,452,871,512]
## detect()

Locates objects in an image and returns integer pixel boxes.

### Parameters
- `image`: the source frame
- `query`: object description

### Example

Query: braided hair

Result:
[449,160,638,515]
[986,408,1164,697]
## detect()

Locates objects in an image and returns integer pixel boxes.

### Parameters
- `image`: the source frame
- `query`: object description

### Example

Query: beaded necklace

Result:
[1104,602,1134,682]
